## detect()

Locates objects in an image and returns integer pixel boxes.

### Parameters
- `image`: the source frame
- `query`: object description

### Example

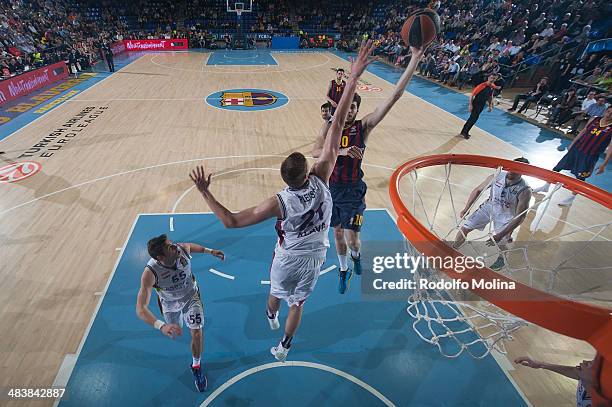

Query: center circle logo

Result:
[206,88,289,111]
[0,161,42,184]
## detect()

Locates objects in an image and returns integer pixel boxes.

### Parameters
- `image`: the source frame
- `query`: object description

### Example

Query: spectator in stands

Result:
[548,87,578,126]
[508,77,549,114]
[569,95,609,134]
[540,22,555,38]
[441,58,460,84]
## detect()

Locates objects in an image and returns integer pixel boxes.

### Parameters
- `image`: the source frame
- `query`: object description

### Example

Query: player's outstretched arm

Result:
[136,268,182,339]
[459,174,494,218]
[514,357,581,380]
[179,243,225,260]
[311,40,377,183]
[361,46,426,140]
[190,166,282,228]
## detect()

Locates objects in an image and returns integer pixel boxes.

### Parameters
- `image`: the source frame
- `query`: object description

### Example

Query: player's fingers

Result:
[207,173,212,185]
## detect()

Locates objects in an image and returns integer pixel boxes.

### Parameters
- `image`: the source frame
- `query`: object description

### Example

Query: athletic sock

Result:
[281,335,293,349]
[192,357,200,368]
[350,249,360,260]
[266,309,277,319]
[338,254,348,270]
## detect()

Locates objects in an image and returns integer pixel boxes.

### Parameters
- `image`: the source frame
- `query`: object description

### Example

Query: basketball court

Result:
[0,48,610,406]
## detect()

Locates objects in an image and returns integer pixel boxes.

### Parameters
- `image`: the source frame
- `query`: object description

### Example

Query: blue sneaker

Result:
[191,365,207,392]
[338,269,353,294]
[351,254,362,275]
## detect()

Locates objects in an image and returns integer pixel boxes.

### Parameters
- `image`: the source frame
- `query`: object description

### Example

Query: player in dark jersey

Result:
[326,68,346,113]
[533,106,611,206]
[312,45,426,293]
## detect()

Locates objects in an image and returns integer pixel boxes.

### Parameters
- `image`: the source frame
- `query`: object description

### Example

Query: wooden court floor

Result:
[0,51,606,406]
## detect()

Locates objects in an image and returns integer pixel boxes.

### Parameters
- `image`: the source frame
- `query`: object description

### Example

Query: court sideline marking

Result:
[0,53,146,143]
[149,51,332,74]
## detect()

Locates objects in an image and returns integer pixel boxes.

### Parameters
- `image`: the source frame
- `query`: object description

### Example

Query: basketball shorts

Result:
[554,148,598,181]
[269,252,325,307]
[160,290,204,330]
[330,180,367,231]
[463,203,513,243]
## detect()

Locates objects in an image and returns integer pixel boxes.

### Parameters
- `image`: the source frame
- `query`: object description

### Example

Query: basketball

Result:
[401,9,441,48]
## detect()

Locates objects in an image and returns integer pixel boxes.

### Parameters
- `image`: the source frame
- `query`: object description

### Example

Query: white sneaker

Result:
[558,195,576,206]
[267,311,280,330]
[532,182,551,193]
[270,343,290,362]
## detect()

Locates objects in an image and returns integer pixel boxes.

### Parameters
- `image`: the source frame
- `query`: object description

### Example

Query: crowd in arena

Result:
[1,0,610,133]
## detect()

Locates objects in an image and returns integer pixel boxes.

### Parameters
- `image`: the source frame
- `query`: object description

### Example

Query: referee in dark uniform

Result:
[103,42,115,72]
[459,74,499,139]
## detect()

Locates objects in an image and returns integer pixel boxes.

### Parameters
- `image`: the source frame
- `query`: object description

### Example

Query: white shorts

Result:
[464,203,513,242]
[270,252,325,307]
[160,290,203,330]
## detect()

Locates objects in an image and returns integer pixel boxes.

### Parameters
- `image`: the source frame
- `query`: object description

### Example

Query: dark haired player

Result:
[312,46,425,293]
[189,41,378,361]
[326,68,346,113]
[453,158,532,270]
[136,234,224,392]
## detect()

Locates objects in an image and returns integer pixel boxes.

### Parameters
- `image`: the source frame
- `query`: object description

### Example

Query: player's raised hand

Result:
[349,39,377,77]
[409,45,426,58]
[190,166,212,195]
[346,146,364,159]
[210,249,225,260]
[161,323,182,339]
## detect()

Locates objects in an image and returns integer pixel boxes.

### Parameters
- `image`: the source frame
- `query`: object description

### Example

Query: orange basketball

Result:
[401,9,441,48]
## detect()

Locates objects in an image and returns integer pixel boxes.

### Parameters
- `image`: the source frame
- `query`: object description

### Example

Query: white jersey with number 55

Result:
[275,174,332,257]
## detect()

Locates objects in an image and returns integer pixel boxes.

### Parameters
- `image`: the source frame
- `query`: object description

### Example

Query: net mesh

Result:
[400,161,612,358]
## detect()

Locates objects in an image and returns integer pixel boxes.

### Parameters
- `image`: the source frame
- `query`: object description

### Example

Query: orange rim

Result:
[389,154,612,399]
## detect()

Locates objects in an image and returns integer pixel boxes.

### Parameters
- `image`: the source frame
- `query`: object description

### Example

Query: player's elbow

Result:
[136,305,146,320]
[221,215,239,228]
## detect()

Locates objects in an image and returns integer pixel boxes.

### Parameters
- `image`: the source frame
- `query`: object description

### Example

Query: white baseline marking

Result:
[149,51,331,74]
[260,280,270,285]
[200,361,396,407]
[208,268,235,280]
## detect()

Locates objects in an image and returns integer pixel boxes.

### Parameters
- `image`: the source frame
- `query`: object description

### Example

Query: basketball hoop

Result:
[389,154,612,403]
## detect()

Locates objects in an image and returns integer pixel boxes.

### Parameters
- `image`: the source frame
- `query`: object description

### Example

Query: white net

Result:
[399,160,612,358]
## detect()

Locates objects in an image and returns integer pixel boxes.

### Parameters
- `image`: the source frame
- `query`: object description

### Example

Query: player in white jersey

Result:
[189,41,378,362]
[453,157,532,270]
[515,356,593,407]
[136,234,224,392]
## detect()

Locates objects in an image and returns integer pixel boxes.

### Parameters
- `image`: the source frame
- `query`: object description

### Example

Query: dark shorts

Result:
[330,180,367,231]
[554,148,599,180]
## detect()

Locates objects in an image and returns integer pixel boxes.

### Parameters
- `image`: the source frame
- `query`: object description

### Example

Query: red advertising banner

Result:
[0,61,69,106]
[123,39,189,51]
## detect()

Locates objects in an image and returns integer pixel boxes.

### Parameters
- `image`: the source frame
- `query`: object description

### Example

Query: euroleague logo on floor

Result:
[0,161,42,183]
[205,89,289,111]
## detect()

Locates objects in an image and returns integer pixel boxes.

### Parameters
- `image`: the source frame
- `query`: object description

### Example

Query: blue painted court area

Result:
[333,51,612,192]
[206,50,278,65]
[59,210,525,407]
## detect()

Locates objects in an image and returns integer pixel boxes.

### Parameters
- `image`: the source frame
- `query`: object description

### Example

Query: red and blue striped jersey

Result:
[327,79,346,104]
[330,120,366,185]
[575,118,611,156]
